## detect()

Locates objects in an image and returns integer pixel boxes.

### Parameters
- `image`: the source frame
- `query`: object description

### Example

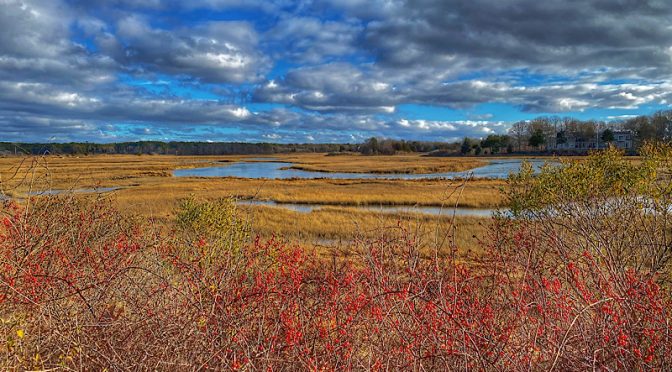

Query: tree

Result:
[481,134,510,154]
[625,115,655,147]
[360,137,380,155]
[528,128,546,149]
[577,121,597,142]
[651,110,672,141]
[460,138,472,155]
[601,128,615,143]
[556,130,567,145]
[509,121,528,152]
[527,118,555,149]
[377,140,396,155]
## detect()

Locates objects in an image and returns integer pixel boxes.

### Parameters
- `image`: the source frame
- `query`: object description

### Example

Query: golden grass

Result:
[0,154,224,191]
[108,177,505,219]
[0,154,498,254]
[0,152,642,257]
[0,153,487,189]
[242,204,491,254]
[0,154,507,209]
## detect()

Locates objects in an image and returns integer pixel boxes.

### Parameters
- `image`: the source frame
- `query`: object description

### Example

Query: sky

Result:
[0,0,671,143]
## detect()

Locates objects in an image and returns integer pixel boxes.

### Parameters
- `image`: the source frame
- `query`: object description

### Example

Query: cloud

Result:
[254,64,672,114]
[392,118,508,141]
[1,0,671,142]
[0,0,117,87]
[0,0,72,59]
[313,0,403,19]
[0,80,261,129]
[180,0,294,12]
[265,17,363,63]
[364,0,672,78]
[253,63,400,113]
[113,16,270,83]
[0,77,508,142]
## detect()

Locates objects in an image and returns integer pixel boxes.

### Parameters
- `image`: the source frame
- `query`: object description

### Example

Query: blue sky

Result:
[1,0,671,143]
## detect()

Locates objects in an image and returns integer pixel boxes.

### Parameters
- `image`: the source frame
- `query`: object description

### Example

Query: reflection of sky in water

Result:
[237,200,495,217]
[175,159,550,180]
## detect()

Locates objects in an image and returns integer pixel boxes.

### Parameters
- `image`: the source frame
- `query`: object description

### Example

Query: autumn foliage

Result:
[2,145,672,370]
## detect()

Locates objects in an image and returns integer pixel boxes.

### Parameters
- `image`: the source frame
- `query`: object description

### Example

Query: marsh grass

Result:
[0,153,486,186]
[242,204,491,253]
[108,177,505,218]
[0,154,505,211]
[0,153,504,255]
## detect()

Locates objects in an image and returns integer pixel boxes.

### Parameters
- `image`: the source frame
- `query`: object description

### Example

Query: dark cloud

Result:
[112,16,270,83]
[365,0,672,76]
[265,17,364,63]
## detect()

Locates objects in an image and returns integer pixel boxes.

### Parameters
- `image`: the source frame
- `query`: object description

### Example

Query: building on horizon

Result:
[554,129,633,151]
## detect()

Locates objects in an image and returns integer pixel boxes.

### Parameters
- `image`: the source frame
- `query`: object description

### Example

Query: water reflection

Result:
[237,200,495,217]
[175,159,550,180]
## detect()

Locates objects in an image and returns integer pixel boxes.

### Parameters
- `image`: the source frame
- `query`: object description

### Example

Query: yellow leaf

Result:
[16,329,24,339]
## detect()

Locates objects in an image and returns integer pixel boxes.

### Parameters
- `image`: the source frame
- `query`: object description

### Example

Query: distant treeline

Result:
[360,110,672,156]
[2,111,670,156]
[0,141,359,156]
[358,137,458,155]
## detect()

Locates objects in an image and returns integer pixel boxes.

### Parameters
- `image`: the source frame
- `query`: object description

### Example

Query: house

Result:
[554,129,633,151]
[554,131,598,151]
[612,130,633,150]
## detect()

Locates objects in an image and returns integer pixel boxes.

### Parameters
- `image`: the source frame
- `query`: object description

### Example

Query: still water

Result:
[237,200,495,217]
[174,159,550,180]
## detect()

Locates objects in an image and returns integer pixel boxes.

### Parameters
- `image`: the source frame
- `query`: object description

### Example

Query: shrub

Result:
[0,195,169,369]
[173,196,250,271]
[492,143,672,369]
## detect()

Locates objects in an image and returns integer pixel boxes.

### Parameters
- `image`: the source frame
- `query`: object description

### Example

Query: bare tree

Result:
[509,121,529,152]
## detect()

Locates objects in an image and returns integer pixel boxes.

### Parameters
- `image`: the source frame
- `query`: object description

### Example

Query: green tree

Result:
[527,118,555,149]
[601,128,615,143]
[481,134,510,153]
[460,138,472,155]
[556,130,567,145]
[528,128,546,149]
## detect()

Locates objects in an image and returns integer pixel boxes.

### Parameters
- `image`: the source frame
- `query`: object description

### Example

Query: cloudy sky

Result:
[1,0,671,143]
